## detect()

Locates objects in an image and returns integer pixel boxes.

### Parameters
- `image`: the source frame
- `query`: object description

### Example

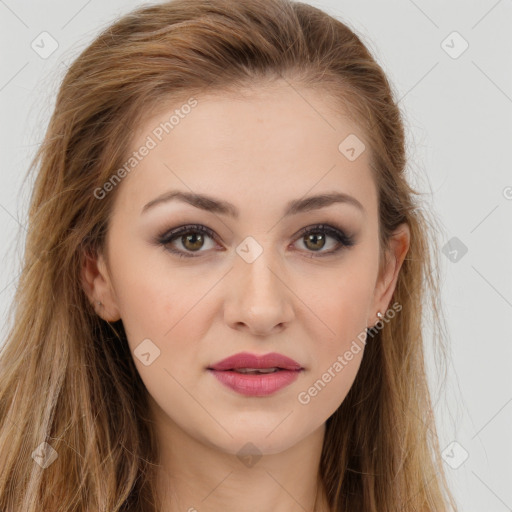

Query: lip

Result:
[208,352,303,371]
[207,352,304,397]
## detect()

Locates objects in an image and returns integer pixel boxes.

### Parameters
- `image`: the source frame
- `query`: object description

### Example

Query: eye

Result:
[155,223,355,258]
[156,224,219,258]
[292,224,355,257]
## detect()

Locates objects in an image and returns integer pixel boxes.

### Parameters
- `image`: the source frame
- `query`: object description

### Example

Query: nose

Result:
[224,248,295,336]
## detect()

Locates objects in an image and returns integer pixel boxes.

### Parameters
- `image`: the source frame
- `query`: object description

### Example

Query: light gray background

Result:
[1,1,511,510]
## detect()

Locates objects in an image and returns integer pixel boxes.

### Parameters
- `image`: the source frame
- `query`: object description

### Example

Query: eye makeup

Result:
[152,222,356,259]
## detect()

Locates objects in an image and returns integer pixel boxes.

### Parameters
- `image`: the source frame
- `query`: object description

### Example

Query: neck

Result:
[150,398,330,511]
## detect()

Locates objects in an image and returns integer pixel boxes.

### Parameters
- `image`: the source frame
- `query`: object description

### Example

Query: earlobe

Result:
[80,249,121,322]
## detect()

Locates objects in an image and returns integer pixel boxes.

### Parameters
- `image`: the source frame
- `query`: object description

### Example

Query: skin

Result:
[82,79,410,512]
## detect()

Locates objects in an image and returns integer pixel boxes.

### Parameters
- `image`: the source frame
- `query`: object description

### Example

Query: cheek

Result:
[297,347,363,422]
[302,255,378,344]
[112,266,215,430]
[105,237,189,355]
[295,253,377,410]
[297,280,371,417]
[116,272,209,357]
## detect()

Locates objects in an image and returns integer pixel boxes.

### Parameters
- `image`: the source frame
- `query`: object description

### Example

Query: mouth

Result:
[207,351,303,372]
[224,367,284,374]
[207,352,304,396]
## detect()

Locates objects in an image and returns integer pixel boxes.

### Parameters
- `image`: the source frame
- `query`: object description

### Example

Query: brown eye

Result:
[293,224,355,256]
[156,223,355,259]
[157,224,218,258]
[303,232,327,251]
[181,232,205,252]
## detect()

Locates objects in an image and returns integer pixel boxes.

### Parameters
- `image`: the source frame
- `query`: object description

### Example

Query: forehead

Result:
[114,81,377,219]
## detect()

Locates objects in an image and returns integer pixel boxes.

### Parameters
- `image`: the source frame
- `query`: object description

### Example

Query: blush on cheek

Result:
[319,296,370,343]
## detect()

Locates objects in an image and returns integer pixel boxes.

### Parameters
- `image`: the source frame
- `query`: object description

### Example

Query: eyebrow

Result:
[141,190,365,217]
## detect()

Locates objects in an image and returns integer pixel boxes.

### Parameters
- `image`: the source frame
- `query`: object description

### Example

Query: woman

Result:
[0,0,458,510]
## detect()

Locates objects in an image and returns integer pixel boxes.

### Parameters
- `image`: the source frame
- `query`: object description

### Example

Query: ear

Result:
[80,248,121,322]
[370,222,410,322]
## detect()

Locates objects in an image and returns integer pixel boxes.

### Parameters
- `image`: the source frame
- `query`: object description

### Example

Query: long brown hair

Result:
[0,0,457,510]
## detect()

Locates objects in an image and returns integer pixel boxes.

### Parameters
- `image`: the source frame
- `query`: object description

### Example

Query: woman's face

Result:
[84,80,409,456]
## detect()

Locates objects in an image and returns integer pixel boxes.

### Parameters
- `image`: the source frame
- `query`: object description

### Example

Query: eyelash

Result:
[155,223,355,259]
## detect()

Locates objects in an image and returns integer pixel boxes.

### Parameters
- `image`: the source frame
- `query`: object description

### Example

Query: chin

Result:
[200,422,310,458]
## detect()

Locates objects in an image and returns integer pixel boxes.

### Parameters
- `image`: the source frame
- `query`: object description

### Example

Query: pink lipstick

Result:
[207,352,303,397]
